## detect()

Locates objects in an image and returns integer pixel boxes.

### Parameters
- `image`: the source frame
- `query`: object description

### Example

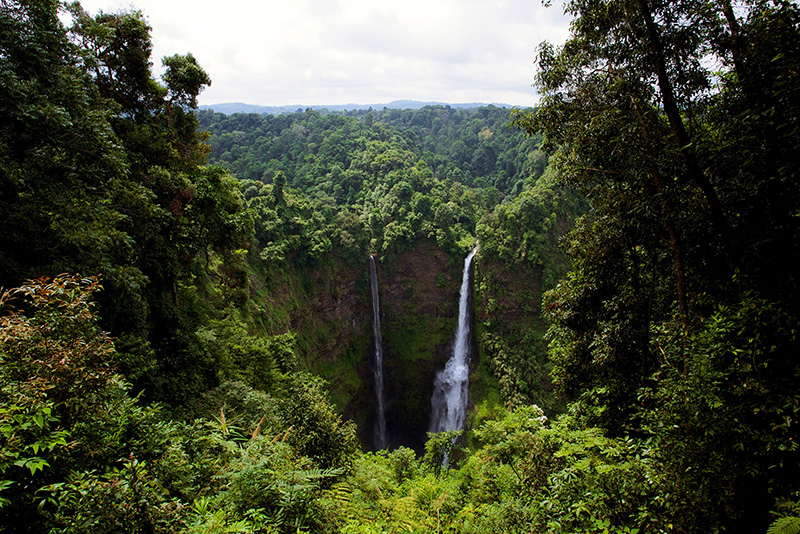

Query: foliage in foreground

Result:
[0,274,662,532]
[0,275,357,533]
[2,275,800,534]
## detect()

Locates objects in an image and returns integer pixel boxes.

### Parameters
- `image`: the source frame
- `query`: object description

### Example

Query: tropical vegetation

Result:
[1,0,799,532]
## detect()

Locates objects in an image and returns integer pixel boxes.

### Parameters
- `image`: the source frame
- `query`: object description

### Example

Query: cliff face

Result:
[252,257,373,430]
[377,241,465,452]
[380,242,460,320]
[251,241,498,452]
[251,241,471,452]
[472,237,568,416]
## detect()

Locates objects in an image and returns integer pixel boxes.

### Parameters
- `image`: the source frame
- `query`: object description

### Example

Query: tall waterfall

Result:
[430,247,478,433]
[369,255,387,450]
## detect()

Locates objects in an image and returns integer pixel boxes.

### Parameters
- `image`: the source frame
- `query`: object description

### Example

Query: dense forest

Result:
[1,0,799,533]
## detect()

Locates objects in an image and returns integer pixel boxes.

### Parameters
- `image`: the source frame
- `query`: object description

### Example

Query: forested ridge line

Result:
[2,0,800,532]
[197,104,548,199]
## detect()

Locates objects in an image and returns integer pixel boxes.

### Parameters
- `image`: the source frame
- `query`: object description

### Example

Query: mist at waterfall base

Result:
[430,247,478,433]
[369,255,388,451]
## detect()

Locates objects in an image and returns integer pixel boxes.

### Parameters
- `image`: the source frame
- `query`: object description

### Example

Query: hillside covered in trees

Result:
[2,0,800,533]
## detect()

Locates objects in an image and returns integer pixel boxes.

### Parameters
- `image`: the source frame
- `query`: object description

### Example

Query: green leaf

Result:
[768,517,800,534]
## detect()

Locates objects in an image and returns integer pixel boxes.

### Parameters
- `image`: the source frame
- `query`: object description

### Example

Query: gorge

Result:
[2,1,798,531]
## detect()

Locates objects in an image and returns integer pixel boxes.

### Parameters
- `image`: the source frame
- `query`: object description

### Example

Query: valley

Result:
[2,1,799,532]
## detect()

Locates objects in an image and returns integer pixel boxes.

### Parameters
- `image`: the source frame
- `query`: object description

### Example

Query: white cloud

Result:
[75,0,572,107]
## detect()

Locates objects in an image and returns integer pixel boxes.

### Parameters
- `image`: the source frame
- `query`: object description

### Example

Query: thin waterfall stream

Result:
[429,247,478,433]
[369,255,387,450]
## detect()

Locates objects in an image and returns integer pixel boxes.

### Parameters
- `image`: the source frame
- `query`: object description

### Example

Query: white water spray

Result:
[430,247,478,433]
[369,255,387,450]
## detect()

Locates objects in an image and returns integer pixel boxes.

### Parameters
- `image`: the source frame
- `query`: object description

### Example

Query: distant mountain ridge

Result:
[198,100,518,115]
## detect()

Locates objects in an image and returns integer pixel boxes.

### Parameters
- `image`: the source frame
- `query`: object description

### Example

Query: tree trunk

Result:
[630,93,689,369]
[635,0,737,274]
[719,0,747,83]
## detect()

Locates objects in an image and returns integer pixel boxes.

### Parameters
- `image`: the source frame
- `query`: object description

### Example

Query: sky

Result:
[75,0,573,108]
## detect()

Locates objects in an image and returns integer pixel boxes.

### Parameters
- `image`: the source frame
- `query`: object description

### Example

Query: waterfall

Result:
[430,247,478,433]
[369,255,387,450]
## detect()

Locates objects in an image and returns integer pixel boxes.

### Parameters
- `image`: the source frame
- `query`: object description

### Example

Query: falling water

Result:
[430,247,478,433]
[369,255,387,450]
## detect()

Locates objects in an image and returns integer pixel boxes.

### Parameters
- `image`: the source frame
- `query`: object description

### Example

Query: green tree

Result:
[278,374,359,473]
[1,0,257,404]
[515,0,800,531]
[162,53,211,110]
[0,275,150,529]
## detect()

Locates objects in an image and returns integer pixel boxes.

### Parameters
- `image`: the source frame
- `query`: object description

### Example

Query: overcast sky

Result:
[75,0,573,108]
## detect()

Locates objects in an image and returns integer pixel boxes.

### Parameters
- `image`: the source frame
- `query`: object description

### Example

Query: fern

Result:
[323,481,352,505]
[768,516,800,534]
[388,495,420,532]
